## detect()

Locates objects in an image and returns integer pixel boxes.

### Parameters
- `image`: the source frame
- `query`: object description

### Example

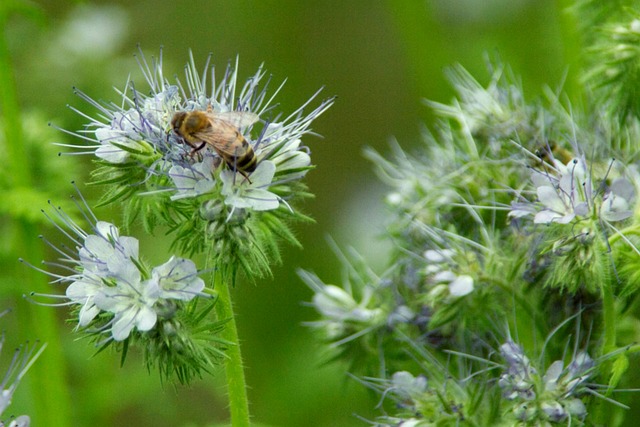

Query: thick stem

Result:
[591,281,618,423]
[214,272,250,426]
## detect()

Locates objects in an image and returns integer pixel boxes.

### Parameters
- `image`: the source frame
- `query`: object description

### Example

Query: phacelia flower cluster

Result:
[24,196,224,384]
[499,340,593,423]
[29,212,206,342]
[508,154,640,294]
[59,49,334,276]
[510,157,636,225]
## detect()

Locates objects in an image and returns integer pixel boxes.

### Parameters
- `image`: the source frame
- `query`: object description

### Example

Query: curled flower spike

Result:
[23,191,225,384]
[59,47,334,211]
[508,154,640,294]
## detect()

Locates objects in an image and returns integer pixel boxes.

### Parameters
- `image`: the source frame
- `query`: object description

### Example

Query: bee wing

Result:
[214,111,260,128]
[194,120,249,156]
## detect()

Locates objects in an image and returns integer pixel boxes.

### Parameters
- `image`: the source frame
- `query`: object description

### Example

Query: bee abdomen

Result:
[232,151,257,172]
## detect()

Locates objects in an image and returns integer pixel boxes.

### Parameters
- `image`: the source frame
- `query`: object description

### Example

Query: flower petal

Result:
[449,275,474,296]
[245,189,280,210]
[153,256,204,300]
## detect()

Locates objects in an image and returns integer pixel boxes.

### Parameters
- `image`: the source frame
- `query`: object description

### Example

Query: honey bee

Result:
[534,141,574,166]
[171,106,259,181]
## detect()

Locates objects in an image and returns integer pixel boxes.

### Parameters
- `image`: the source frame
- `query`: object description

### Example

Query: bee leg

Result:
[239,170,252,185]
[189,141,207,157]
[229,147,253,185]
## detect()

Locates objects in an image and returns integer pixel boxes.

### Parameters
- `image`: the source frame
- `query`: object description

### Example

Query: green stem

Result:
[214,272,250,426]
[593,280,618,423]
[601,279,617,357]
[609,225,640,246]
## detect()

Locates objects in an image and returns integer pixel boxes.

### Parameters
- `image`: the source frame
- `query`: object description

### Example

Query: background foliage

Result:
[0,0,608,426]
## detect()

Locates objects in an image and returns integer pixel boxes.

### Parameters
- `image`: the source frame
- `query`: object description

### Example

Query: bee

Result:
[534,141,574,166]
[171,106,260,181]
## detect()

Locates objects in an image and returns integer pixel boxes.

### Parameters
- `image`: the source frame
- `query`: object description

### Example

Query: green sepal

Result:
[608,353,629,392]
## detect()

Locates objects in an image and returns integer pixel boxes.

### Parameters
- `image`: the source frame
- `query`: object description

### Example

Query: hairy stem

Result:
[214,272,250,426]
[601,280,617,356]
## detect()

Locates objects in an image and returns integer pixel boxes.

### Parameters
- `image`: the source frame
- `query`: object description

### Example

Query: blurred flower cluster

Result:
[302,5,640,425]
[498,340,594,423]
[0,312,45,427]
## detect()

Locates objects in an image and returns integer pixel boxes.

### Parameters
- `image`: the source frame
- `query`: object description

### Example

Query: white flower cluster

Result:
[69,51,333,215]
[510,157,636,225]
[47,220,205,341]
[91,86,179,164]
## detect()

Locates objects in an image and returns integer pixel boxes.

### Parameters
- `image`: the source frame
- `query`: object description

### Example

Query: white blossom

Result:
[221,160,280,211]
[94,274,160,341]
[511,158,636,225]
[152,256,205,300]
[169,157,217,200]
[31,213,208,342]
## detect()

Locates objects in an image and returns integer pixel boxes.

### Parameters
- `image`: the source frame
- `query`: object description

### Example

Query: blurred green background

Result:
[0,1,574,425]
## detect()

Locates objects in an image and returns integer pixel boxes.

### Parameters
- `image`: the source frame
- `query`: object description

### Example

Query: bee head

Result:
[171,112,187,135]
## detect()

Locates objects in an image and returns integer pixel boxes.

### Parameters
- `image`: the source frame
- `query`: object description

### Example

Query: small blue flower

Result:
[66,220,140,327]
[152,256,205,300]
[94,271,160,341]
[498,339,594,423]
[94,110,146,163]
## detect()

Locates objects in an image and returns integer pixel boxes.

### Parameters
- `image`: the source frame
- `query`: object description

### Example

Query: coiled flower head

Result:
[23,193,226,384]
[58,48,334,278]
